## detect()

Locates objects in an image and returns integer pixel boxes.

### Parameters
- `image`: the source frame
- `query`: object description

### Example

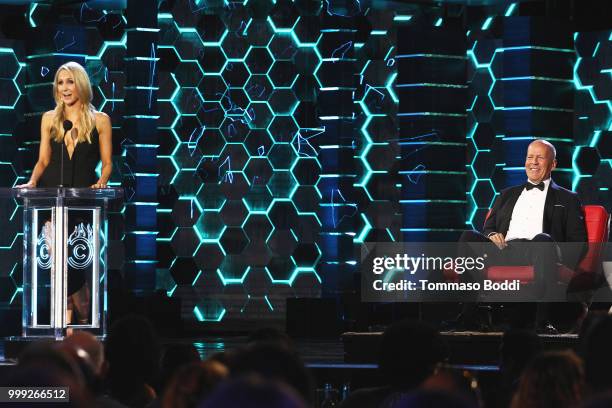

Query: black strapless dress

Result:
[38,127,100,188]
[39,128,100,296]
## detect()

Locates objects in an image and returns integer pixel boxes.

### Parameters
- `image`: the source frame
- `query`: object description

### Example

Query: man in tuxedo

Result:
[457,139,587,332]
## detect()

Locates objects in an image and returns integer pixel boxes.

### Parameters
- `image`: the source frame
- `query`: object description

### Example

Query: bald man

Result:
[458,139,587,332]
[63,331,105,376]
[483,140,587,264]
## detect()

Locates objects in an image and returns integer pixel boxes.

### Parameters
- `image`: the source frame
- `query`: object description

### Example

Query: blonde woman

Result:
[19,61,112,189]
[17,61,112,324]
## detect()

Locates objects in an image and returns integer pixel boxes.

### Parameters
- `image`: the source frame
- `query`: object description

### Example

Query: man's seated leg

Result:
[450,230,495,331]
[529,233,561,333]
[529,233,559,297]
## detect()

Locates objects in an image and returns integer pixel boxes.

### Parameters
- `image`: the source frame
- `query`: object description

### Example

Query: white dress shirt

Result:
[505,178,551,241]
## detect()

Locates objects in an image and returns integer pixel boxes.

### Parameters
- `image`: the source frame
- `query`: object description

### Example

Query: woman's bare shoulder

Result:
[94,111,110,122]
[41,111,55,130]
[94,111,112,134]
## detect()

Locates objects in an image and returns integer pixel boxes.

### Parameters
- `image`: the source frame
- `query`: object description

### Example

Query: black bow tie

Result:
[525,182,545,191]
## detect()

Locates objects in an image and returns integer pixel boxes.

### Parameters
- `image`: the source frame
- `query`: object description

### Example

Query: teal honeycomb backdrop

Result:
[0,1,609,330]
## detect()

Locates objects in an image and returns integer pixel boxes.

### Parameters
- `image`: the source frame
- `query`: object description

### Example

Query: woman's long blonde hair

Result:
[51,61,96,143]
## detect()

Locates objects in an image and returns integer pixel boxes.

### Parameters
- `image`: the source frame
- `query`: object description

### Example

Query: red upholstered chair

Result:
[485,205,610,286]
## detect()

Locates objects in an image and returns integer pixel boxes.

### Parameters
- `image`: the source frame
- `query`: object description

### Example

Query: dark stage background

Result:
[0,0,609,333]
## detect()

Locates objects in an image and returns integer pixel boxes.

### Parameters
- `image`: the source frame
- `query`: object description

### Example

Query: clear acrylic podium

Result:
[0,187,122,339]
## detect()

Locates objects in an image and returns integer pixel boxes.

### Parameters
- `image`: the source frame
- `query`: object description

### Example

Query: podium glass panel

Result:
[0,188,122,339]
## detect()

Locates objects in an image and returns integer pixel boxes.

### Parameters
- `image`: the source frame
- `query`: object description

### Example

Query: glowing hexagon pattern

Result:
[573,31,611,200]
[1,2,610,324]
[153,0,402,323]
[0,47,25,306]
[466,10,611,230]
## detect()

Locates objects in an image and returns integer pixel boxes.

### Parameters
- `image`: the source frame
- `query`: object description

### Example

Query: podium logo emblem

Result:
[37,226,53,270]
[68,223,94,270]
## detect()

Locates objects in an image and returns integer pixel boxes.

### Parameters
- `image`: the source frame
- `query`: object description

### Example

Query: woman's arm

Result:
[92,111,112,188]
[16,112,53,188]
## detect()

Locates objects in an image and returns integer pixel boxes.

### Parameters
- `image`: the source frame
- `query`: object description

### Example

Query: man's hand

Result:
[488,232,507,249]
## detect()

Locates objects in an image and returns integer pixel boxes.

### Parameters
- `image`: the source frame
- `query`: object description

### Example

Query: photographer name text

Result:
[372,279,521,292]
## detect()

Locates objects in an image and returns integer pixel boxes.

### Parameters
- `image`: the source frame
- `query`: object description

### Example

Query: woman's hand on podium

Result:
[90,182,108,189]
[14,180,36,189]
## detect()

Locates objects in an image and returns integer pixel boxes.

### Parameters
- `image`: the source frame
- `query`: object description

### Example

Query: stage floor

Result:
[343,330,579,365]
[1,331,578,367]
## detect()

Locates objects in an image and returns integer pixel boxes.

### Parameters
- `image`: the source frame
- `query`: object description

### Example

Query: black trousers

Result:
[458,230,560,297]
[458,230,561,326]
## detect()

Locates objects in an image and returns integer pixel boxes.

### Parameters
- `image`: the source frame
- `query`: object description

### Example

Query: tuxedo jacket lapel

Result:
[500,187,523,234]
[543,180,558,234]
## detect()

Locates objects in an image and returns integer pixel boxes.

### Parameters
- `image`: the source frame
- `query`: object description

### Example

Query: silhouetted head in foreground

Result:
[198,375,307,408]
[162,360,228,408]
[511,350,585,408]
[580,314,612,392]
[105,315,161,407]
[230,343,314,405]
[378,320,448,389]
[391,389,476,408]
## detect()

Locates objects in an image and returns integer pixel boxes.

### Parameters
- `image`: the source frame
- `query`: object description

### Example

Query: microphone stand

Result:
[59,127,71,188]
[55,120,72,333]
[59,134,64,188]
